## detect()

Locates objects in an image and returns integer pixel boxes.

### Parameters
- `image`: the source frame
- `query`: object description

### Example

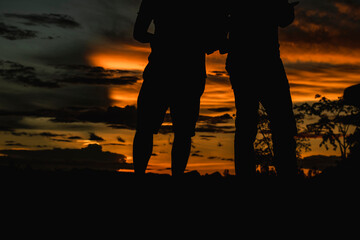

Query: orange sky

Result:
[2,0,360,175]
[87,41,360,106]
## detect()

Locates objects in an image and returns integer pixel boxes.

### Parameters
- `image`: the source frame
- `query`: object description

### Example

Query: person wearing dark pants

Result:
[224,0,300,178]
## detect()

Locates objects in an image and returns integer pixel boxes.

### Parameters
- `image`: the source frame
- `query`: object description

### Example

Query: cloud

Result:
[44,105,138,129]
[5,141,26,147]
[4,13,81,29]
[0,144,133,171]
[89,132,105,141]
[0,60,59,88]
[0,60,141,88]
[286,62,360,75]
[6,130,84,143]
[198,114,233,125]
[54,64,141,86]
[68,136,83,140]
[284,61,360,99]
[207,107,233,113]
[280,0,360,49]
[0,22,37,40]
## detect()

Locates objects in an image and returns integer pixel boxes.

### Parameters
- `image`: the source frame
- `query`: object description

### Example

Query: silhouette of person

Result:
[132,0,221,176]
[223,0,299,178]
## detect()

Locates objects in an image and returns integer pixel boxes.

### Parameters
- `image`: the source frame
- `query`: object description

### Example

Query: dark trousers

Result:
[229,57,298,177]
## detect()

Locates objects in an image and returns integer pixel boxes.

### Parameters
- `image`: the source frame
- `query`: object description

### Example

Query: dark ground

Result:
[1,160,358,231]
[1,157,358,194]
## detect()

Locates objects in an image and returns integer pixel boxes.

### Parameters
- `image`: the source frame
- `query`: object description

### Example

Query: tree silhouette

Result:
[254,104,311,170]
[294,96,359,160]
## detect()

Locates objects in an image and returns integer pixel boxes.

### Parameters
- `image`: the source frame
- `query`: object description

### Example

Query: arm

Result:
[133,0,154,43]
[278,1,299,28]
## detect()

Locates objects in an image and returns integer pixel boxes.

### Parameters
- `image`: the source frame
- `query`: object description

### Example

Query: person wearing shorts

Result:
[132,0,222,176]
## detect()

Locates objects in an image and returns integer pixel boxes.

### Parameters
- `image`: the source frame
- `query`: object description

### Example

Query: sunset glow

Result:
[88,46,360,104]
[88,52,147,70]
[1,0,360,176]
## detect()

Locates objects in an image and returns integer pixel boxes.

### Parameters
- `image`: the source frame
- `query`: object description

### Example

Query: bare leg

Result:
[133,131,153,175]
[171,134,192,176]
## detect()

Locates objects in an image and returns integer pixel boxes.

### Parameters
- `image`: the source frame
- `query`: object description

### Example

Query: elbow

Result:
[133,26,151,43]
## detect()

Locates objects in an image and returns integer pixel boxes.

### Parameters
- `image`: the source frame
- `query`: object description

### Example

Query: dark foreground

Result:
[1,159,358,195]
[1,163,359,228]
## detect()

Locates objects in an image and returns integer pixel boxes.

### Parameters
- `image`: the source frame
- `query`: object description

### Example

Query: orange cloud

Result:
[87,35,360,106]
[87,43,150,70]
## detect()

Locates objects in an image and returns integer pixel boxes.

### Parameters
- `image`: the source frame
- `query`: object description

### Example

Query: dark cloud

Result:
[207,156,233,161]
[45,105,138,129]
[207,71,228,77]
[285,62,360,97]
[59,76,139,85]
[191,150,203,157]
[286,61,360,86]
[7,130,79,142]
[196,125,234,134]
[68,136,83,140]
[89,133,105,141]
[0,105,138,132]
[5,141,26,147]
[0,60,59,88]
[0,60,141,88]
[4,13,81,29]
[290,83,321,90]
[280,0,360,49]
[54,64,141,86]
[207,107,233,113]
[0,144,133,171]
[198,114,233,125]
[0,22,37,40]
[36,132,66,138]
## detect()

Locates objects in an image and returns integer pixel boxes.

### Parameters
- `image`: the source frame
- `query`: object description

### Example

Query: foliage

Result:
[294,96,359,160]
[254,104,311,166]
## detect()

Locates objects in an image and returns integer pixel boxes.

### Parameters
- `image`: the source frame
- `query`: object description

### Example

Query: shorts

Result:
[136,72,206,137]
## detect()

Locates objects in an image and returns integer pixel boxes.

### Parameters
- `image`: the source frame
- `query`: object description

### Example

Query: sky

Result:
[1,0,360,174]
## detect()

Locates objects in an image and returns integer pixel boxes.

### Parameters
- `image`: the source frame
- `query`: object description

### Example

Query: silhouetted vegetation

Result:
[294,96,359,160]
[239,85,360,178]
[254,104,311,170]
